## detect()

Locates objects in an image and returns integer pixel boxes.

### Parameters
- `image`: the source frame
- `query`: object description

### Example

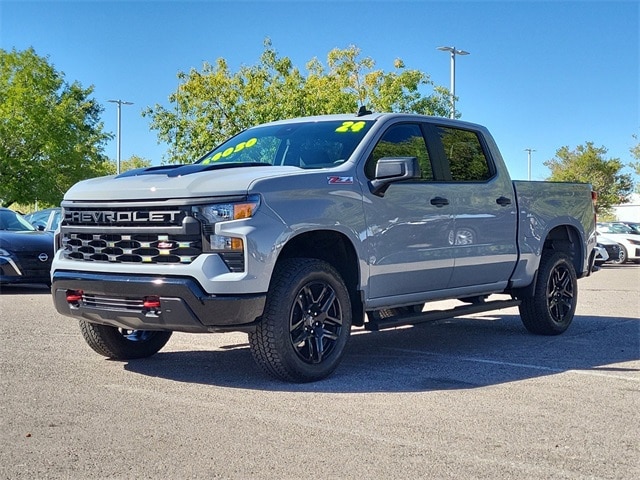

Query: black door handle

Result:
[430,196,450,207]
[496,196,512,206]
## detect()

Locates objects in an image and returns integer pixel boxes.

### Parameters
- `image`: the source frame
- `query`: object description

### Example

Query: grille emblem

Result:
[38,253,49,262]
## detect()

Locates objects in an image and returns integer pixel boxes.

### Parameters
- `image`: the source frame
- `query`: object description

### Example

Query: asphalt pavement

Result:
[1,264,638,479]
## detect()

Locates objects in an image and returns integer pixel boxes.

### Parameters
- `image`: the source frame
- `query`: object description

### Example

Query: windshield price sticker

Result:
[335,121,366,133]
[203,137,258,164]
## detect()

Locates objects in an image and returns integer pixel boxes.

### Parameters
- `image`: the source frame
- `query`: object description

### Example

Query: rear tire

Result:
[79,320,172,359]
[519,251,577,335]
[248,258,352,382]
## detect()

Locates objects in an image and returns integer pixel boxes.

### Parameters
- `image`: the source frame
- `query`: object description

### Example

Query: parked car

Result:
[593,245,609,266]
[0,208,54,286]
[595,235,622,265]
[596,223,640,264]
[615,221,640,235]
[24,207,61,232]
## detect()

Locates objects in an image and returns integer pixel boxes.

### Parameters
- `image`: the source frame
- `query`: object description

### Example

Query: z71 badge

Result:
[327,176,354,185]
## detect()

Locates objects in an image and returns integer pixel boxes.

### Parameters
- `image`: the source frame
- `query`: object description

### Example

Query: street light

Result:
[108,99,134,175]
[525,148,536,181]
[437,46,470,119]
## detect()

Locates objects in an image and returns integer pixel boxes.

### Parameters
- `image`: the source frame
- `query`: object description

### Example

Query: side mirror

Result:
[369,157,421,197]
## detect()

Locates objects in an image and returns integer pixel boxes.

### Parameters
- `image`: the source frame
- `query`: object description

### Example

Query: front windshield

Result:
[198,120,373,169]
[0,210,36,232]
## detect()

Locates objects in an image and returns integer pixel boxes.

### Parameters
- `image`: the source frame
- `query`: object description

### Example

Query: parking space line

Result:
[384,347,640,382]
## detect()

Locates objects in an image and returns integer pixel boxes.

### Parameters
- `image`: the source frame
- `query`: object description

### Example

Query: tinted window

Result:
[366,123,432,180]
[436,126,492,182]
[198,120,373,169]
[0,210,36,231]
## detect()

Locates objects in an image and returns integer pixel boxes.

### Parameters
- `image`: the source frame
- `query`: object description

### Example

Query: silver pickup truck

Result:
[51,113,597,382]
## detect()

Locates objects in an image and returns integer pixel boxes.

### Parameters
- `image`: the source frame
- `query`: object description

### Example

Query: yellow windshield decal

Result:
[335,121,366,133]
[202,137,258,164]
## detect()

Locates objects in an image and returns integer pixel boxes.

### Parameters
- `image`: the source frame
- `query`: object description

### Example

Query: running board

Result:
[365,299,522,331]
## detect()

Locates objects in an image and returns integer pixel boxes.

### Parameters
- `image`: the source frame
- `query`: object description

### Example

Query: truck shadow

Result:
[123,313,640,393]
[0,284,51,295]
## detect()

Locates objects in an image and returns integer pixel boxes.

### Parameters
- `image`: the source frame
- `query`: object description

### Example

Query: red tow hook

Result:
[66,289,84,305]
[143,296,161,312]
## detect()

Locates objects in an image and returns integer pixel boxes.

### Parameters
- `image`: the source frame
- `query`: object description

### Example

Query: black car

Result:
[595,236,622,265]
[0,208,54,287]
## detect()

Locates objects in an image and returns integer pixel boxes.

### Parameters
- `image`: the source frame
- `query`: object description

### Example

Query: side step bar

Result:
[365,299,522,331]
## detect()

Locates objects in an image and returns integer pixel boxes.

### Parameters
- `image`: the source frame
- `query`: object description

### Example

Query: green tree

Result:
[0,48,113,208]
[544,142,634,216]
[102,155,153,175]
[630,134,640,193]
[144,39,451,164]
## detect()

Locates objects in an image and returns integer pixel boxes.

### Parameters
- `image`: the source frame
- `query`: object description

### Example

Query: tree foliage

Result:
[544,142,634,216]
[630,134,640,193]
[102,155,152,175]
[0,48,113,208]
[143,39,451,164]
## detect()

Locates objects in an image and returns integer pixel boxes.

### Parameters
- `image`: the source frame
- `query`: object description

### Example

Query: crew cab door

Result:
[362,123,455,299]
[427,124,518,289]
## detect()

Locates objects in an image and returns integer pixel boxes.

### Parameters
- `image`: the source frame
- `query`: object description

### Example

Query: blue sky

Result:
[1,0,638,181]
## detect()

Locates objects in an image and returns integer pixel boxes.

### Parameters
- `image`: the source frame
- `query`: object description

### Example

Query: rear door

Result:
[426,124,518,289]
[363,122,455,299]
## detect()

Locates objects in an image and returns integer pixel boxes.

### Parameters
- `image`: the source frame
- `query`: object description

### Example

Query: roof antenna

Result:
[356,105,372,117]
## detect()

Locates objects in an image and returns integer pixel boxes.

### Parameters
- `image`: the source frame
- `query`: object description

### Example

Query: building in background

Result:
[613,193,640,222]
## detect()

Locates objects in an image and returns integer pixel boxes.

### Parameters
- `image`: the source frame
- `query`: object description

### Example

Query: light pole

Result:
[525,148,536,180]
[437,46,470,119]
[108,99,133,175]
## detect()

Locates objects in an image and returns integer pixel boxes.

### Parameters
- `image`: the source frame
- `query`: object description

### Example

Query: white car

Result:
[596,224,640,264]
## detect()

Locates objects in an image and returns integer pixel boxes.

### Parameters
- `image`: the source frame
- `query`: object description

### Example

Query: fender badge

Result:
[327,176,354,185]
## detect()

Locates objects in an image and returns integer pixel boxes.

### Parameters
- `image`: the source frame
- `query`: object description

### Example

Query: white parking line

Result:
[384,347,640,382]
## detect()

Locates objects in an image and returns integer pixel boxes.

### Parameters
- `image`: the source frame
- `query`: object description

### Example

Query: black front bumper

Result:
[52,271,266,333]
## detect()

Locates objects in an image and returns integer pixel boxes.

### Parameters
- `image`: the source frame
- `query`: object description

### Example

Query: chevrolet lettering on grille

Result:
[65,210,183,224]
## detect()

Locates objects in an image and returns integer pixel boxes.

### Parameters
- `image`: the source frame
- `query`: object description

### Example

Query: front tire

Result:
[611,245,627,264]
[519,251,577,335]
[79,320,172,359]
[248,258,352,382]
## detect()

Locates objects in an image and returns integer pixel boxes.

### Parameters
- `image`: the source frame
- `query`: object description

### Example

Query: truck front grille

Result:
[62,233,201,264]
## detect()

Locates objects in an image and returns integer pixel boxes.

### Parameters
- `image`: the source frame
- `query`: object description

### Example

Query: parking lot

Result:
[1,264,638,479]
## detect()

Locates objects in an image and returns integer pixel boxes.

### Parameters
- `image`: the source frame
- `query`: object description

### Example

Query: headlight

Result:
[193,195,260,225]
[192,195,260,272]
[0,248,11,256]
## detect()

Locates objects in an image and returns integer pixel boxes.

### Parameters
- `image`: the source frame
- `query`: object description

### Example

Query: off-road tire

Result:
[248,258,352,382]
[79,320,172,359]
[519,251,577,335]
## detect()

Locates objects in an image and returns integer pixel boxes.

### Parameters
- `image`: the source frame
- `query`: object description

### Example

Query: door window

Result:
[435,126,493,182]
[365,124,433,180]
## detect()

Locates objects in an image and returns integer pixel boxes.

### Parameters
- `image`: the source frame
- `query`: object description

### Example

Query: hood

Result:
[64,164,303,201]
[0,230,54,252]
